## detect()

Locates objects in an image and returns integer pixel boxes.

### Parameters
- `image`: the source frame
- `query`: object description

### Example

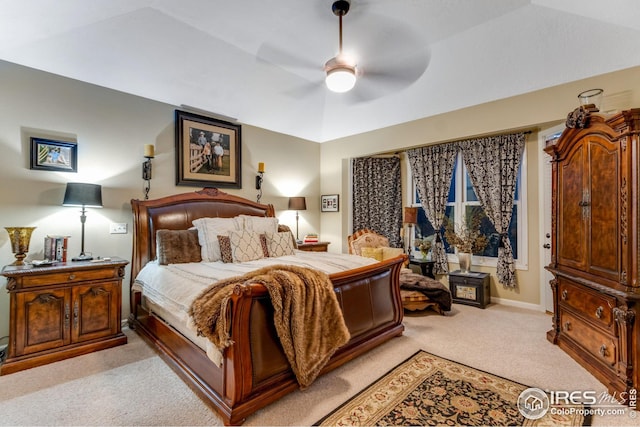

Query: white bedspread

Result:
[134,250,377,361]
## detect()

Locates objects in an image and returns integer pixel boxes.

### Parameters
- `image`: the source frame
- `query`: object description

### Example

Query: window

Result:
[409,152,527,268]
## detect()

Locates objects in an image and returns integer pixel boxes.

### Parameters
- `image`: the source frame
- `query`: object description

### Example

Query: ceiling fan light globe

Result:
[326,67,356,93]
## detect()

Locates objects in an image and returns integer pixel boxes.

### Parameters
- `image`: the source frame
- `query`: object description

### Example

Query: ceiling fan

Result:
[324,0,357,93]
[256,0,430,101]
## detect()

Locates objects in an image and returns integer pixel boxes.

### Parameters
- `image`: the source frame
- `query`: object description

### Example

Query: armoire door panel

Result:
[558,144,587,269]
[587,138,620,279]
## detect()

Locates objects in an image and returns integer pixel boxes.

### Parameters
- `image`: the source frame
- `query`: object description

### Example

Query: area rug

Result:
[315,350,590,426]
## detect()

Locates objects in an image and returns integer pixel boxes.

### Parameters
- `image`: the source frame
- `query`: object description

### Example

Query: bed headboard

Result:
[130,188,275,285]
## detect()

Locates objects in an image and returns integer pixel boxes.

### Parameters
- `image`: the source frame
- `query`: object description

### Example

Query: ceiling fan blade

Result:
[364,49,430,82]
[345,13,431,102]
[256,42,320,72]
[283,78,325,98]
[255,42,327,98]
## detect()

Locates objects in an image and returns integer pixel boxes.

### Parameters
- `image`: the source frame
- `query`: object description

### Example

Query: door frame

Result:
[538,124,564,313]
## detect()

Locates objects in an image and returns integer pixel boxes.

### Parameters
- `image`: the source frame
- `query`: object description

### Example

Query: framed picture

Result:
[175,110,242,188]
[321,194,339,212]
[30,138,77,172]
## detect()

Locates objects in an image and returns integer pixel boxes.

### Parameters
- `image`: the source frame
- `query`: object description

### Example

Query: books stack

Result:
[303,233,319,244]
[44,235,70,262]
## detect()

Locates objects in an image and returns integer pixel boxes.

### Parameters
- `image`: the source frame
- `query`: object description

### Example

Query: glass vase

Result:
[457,252,472,274]
[5,227,36,265]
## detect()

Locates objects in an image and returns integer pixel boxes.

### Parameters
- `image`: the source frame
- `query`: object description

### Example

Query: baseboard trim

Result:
[491,296,544,312]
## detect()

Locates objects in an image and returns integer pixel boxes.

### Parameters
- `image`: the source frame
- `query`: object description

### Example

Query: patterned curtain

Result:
[459,133,526,288]
[407,144,459,274]
[352,157,403,248]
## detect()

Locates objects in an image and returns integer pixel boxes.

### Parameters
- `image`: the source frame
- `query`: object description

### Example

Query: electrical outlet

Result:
[109,223,128,234]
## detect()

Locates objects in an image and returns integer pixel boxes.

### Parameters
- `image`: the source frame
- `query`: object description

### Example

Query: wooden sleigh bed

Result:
[128,188,405,425]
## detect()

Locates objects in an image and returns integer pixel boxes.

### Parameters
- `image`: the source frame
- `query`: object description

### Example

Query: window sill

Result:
[446,254,527,271]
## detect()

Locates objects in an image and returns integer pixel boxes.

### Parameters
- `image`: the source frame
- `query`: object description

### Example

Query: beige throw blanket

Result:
[189,264,350,388]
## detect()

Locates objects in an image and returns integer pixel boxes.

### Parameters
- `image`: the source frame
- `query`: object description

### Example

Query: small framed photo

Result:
[175,110,242,188]
[321,194,339,212]
[30,138,77,172]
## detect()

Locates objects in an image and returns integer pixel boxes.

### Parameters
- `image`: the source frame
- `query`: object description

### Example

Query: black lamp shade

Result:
[288,197,307,211]
[63,183,103,208]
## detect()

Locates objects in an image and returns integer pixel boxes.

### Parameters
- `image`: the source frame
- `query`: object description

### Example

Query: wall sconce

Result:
[142,144,155,200]
[256,162,265,203]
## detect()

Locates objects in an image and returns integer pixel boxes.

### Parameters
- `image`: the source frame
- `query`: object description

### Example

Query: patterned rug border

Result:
[314,350,592,426]
[313,350,425,426]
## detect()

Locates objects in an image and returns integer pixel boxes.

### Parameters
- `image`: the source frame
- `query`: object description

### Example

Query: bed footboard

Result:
[130,255,404,425]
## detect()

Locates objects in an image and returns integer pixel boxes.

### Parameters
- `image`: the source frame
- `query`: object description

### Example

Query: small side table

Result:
[297,242,330,252]
[408,257,436,279]
[448,270,490,309]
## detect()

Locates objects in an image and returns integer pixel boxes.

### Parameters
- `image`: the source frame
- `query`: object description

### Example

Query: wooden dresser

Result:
[1,257,128,374]
[544,108,640,403]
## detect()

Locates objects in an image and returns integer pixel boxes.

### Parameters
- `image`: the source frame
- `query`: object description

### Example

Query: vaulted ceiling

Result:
[1,0,639,142]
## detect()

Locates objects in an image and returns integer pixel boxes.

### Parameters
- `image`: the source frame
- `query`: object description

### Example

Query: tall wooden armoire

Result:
[545,107,640,403]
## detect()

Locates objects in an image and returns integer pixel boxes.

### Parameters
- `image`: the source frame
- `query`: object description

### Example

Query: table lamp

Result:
[404,207,418,254]
[288,196,307,243]
[63,182,103,261]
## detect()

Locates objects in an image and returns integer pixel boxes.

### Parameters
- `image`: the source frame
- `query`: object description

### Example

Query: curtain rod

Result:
[383,129,534,157]
[460,129,534,139]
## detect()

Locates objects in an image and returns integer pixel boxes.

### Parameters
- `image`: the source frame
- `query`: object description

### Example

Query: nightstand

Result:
[408,257,436,279]
[297,242,330,252]
[448,270,490,309]
[1,257,129,375]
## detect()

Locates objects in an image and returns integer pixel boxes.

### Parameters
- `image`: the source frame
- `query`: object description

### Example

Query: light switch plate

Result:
[110,223,128,234]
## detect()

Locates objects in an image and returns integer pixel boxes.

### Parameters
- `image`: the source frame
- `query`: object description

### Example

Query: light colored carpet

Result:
[0,303,634,426]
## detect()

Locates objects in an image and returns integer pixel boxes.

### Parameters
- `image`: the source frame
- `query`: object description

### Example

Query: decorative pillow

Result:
[265,231,296,257]
[192,216,244,262]
[240,215,279,235]
[360,247,384,261]
[351,233,389,257]
[156,229,201,265]
[382,247,405,260]
[278,224,298,249]
[229,229,265,263]
[217,235,233,263]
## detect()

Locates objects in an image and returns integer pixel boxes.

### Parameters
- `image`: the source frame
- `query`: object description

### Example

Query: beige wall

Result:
[320,65,640,309]
[0,60,320,337]
[1,58,639,337]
